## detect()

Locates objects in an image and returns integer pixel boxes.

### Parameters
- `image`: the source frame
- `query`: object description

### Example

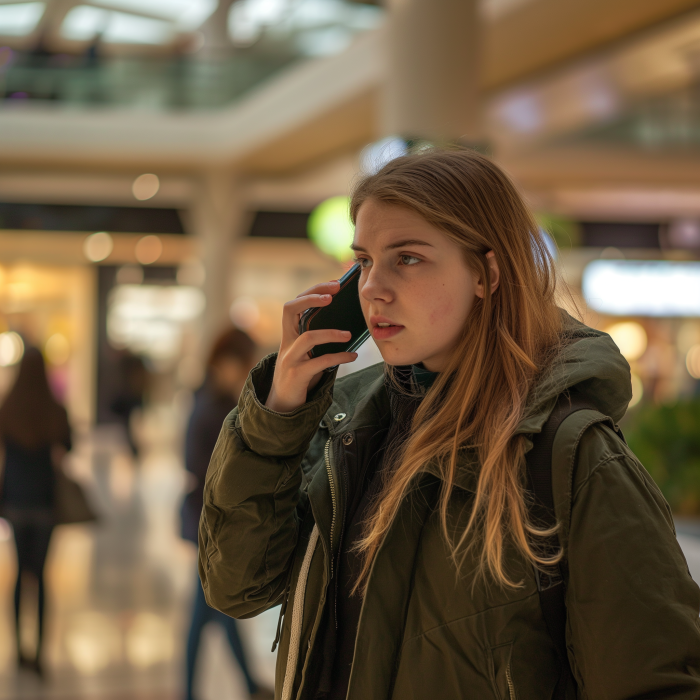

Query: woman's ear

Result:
[475,251,500,299]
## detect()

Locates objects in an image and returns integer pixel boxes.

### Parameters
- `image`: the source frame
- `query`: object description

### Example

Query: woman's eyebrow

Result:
[350,239,434,253]
[384,239,434,251]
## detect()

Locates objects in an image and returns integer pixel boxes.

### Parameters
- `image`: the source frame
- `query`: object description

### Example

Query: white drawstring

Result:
[281,524,319,700]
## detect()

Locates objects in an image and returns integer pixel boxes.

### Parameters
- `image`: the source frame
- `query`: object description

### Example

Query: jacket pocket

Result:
[490,641,517,700]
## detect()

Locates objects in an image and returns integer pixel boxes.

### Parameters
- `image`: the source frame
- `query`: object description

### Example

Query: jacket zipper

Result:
[324,437,337,579]
[334,446,349,629]
[506,661,516,700]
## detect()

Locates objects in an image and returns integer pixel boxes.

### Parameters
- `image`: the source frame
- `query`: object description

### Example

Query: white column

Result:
[382,0,481,143]
[197,0,236,58]
[190,169,247,354]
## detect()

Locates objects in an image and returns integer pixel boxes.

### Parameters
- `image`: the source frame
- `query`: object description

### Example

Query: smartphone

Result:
[298,264,370,360]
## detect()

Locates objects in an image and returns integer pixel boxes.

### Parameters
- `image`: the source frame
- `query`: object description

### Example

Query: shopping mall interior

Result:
[1,0,700,697]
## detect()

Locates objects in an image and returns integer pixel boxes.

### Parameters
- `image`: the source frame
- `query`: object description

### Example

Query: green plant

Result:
[536,212,581,251]
[623,400,700,515]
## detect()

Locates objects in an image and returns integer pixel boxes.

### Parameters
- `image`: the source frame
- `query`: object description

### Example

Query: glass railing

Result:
[0,52,303,110]
[0,0,384,110]
[563,85,700,149]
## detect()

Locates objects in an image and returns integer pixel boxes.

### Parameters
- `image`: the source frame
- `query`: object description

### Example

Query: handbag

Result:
[53,469,98,525]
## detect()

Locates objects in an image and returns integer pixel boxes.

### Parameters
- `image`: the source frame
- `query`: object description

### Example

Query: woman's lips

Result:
[372,324,405,340]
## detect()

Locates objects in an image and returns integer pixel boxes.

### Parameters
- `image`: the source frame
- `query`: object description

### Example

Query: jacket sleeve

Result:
[566,424,700,699]
[198,353,335,619]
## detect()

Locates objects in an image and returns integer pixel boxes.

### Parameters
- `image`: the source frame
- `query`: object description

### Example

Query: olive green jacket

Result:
[199,316,700,700]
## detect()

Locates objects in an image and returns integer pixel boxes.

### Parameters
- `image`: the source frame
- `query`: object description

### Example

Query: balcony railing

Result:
[0,52,300,110]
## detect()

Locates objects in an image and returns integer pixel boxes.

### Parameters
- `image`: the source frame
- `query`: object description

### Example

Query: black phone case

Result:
[298,264,370,360]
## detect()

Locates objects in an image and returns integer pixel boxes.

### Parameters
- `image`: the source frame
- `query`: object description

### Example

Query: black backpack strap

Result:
[526,390,599,700]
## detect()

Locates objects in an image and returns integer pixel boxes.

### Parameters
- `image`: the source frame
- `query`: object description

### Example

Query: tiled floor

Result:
[0,403,276,700]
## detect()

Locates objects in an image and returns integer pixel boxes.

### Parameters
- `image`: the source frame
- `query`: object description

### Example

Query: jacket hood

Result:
[329,310,632,489]
[517,311,632,438]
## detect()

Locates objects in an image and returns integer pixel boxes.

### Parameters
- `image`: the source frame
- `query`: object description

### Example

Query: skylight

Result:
[61,5,174,44]
[0,2,45,36]
[61,6,108,41]
[228,0,383,54]
[104,11,173,44]
[92,0,217,31]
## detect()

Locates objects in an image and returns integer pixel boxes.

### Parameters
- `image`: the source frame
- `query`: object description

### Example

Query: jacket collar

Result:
[323,311,631,493]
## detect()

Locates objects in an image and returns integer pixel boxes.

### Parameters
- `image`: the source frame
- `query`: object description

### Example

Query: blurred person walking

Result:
[110,351,148,458]
[181,328,272,700]
[0,347,72,678]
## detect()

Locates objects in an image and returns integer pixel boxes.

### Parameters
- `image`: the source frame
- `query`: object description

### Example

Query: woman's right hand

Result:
[265,280,358,413]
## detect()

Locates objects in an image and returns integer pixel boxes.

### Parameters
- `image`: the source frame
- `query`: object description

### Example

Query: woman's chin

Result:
[376,346,426,368]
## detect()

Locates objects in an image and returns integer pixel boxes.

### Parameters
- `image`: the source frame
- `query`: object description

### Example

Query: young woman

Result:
[198,149,700,700]
[0,346,72,677]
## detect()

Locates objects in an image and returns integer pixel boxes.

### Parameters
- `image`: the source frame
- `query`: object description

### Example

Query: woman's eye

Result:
[353,257,372,269]
[399,255,421,266]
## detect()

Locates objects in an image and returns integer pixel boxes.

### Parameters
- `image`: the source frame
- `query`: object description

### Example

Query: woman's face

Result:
[353,198,496,372]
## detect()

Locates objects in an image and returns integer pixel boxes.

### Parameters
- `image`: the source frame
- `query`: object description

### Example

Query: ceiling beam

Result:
[484,0,700,89]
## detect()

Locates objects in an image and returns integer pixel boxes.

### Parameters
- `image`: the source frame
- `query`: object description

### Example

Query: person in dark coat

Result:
[0,346,72,677]
[181,327,272,700]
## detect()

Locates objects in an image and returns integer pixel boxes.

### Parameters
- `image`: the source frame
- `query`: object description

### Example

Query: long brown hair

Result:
[350,148,563,591]
[0,346,70,451]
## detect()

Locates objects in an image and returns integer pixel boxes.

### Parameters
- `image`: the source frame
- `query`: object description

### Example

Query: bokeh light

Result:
[686,345,700,380]
[229,296,260,330]
[65,612,120,674]
[583,260,700,316]
[134,235,163,265]
[0,331,24,367]
[629,372,644,407]
[108,284,205,362]
[125,613,174,668]
[132,173,160,201]
[83,232,114,263]
[45,333,71,365]
[605,321,647,361]
[677,321,700,355]
[308,196,354,262]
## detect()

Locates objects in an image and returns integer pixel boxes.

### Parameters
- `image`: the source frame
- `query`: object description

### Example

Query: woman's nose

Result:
[360,266,393,303]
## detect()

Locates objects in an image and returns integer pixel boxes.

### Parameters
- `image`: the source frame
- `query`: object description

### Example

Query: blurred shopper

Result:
[199,149,700,699]
[110,351,148,458]
[0,347,72,678]
[181,328,272,700]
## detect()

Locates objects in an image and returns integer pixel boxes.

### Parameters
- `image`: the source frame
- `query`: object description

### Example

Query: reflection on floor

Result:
[0,403,276,700]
